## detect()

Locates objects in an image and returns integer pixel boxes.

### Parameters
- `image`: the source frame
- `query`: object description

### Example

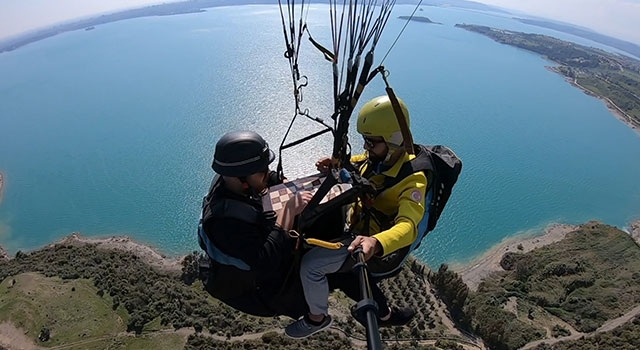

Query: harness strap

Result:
[198,221,251,271]
[305,238,344,250]
[381,145,434,192]
[200,178,264,271]
[382,76,414,155]
[288,230,344,250]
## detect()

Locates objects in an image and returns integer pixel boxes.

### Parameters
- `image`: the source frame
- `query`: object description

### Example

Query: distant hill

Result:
[514,18,640,59]
[0,0,509,54]
[0,0,273,53]
[418,0,511,14]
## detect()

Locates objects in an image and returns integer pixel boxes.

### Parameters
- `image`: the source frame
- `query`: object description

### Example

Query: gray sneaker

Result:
[285,315,333,339]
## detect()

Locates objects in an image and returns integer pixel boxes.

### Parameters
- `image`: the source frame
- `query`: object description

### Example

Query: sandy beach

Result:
[453,223,578,291]
[51,232,183,273]
[0,231,184,271]
[454,220,640,291]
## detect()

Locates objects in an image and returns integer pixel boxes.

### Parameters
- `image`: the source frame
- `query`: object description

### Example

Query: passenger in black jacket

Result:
[198,130,313,318]
[198,130,399,321]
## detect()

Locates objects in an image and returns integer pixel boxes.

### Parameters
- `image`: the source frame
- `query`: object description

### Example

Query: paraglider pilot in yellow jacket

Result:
[285,95,427,339]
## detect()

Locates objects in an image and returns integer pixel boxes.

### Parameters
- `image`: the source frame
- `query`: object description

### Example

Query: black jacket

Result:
[200,175,305,317]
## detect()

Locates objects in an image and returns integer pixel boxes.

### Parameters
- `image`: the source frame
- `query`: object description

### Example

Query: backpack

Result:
[393,144,462,235]
[369,144,462,278]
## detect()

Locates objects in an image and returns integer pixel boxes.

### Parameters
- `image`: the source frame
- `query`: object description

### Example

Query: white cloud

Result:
[472,0,640,44]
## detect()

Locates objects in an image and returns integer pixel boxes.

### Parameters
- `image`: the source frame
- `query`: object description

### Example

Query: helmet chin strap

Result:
[384,151,393,163]
[239,177,266,199]
[368,143,396,164]
[384,142,403,163]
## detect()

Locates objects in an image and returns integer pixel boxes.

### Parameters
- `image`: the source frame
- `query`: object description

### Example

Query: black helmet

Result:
[212,131,276,177]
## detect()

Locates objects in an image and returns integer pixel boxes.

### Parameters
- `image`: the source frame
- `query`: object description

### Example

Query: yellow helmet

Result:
[356,95,410,147]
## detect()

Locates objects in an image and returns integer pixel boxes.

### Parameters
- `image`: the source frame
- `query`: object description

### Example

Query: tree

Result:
[127,312,146,334]
[428,264,470,326]
[38,327,50,342]
[181,251,203,285]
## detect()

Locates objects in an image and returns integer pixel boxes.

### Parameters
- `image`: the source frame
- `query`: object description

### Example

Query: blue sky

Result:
[0,0,639,45]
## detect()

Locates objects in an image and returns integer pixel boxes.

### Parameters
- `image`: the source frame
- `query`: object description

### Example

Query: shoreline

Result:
[0,171,4,205]
[454,220,640,291]
[0,0,275,54]
[546,66,640,138]
[452,223,578,291]
[568,77,640,137]
[3,219,640,283]
[50,232,183,273]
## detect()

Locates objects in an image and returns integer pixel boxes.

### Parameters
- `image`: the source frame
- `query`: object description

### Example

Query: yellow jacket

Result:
[350,152,427,256]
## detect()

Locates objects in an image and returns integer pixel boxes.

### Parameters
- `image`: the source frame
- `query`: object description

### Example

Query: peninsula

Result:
[398,16,442,25]
[513,17,640,59]
[456,24,640,134]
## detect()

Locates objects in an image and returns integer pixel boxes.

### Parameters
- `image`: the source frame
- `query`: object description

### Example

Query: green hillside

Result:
[465,222,640,350]
[0,243,479,349]
[1,222,640,349]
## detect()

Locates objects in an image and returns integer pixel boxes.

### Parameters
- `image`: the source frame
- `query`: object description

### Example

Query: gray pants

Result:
[300,237,354,315]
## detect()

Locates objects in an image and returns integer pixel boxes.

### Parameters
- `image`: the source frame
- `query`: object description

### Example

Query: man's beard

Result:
[367,150,386,164]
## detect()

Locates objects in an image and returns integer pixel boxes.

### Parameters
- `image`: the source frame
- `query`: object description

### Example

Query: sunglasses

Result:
[363,136,385,148]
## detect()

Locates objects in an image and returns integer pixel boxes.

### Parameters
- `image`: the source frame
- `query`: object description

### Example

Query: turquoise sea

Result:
[1,5,640,268]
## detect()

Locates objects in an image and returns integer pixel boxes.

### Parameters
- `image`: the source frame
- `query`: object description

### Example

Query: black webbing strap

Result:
[306,26,335,62]
[382,73,414,155]
[280,128,333,151]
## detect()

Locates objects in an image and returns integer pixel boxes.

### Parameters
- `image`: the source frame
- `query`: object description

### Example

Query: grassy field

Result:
[0,273,123,346]
[0,272,187,349]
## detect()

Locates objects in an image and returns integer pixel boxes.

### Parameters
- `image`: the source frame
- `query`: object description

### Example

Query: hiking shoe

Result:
[285,315,333,339]
[378,306,416,327]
